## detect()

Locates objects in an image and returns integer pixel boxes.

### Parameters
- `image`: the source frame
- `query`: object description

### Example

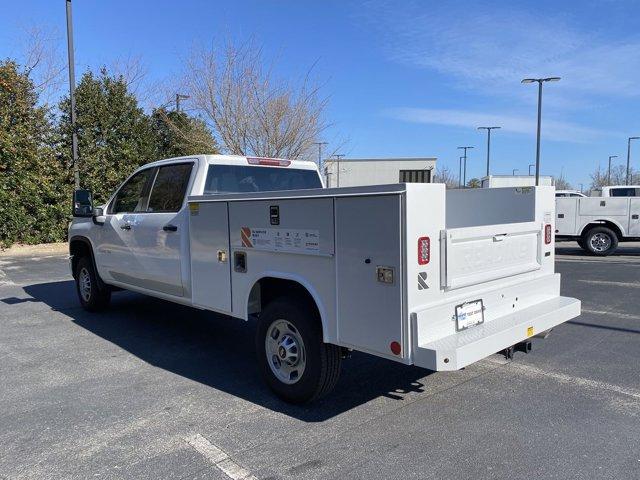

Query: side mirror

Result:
[73,189,93,217]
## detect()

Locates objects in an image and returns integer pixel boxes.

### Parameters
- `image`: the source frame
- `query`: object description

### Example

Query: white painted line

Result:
[484,358,640,400]
[0,267,14,286]
[579,279,640,288]
[581,308,640,321]
[185,433,257,480]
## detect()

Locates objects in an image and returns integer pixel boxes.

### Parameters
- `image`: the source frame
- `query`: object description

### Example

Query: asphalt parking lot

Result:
[1,243,639,479]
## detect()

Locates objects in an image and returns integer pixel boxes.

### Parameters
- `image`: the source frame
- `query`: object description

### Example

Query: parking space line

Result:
[579,279,640,288]
[185,433,257,480]
[484,359,640,400]
[581,308,640,321]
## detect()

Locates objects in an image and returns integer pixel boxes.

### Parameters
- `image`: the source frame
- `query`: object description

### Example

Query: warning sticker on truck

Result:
[239,227,320,254]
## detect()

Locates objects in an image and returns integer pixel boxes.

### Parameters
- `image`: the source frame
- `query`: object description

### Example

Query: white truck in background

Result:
[70,155,580,403]
[556,195,640,255]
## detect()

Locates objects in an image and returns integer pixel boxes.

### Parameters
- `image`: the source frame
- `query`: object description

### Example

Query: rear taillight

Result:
[418,236,430,265]
[545,224,552,244]
[247,157,291,167]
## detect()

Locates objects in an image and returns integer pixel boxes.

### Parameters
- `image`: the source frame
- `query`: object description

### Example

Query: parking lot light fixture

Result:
[477,126,501,176]
[457,146,474,186]
[521,77,561,186]
[627,137,640,185]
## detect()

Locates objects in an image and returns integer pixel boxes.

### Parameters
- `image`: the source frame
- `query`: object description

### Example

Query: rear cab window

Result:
[203,164,322,194]
[610,187,637,197]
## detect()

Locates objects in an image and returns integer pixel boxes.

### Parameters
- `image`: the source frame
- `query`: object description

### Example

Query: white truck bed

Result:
[188,184,580,370]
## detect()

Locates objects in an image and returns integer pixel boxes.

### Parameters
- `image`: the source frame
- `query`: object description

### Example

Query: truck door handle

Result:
[120,224,131,230]
[633,214,639,220]
[163,224,178,232]
[493,234,507,242]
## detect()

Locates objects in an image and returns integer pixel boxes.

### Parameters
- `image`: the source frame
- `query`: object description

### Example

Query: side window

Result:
[147,163,193,212]
[111,169,154,214]
[611,188,634,197]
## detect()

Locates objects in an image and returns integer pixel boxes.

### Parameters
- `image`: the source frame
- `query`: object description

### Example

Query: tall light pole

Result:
[521,77,561,186]
[313,142,328,177]
[65,0,79,189]
[528,164,535,176]
[457,146,473,187]
[626,137,640,185]
[175,93,190,112]
[608,155,618,185]
[477,126,500,176]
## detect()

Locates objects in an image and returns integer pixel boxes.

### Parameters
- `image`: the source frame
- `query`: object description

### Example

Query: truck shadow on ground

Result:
[555,243,640,257]
[17,280,431,422]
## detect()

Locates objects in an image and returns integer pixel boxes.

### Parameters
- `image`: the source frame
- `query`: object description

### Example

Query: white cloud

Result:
[360,1,640,100]
[386,107,618,143]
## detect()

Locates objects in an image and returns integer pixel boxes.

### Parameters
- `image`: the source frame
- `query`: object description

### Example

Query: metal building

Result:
[323,157,436,188]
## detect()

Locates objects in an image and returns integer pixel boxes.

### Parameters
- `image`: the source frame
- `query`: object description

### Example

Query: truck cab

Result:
[69,155,322,303]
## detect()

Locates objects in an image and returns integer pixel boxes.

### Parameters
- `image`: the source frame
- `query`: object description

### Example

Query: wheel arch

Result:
[69,236,98,279]
[578,220,624,239]
[246,273,330,342]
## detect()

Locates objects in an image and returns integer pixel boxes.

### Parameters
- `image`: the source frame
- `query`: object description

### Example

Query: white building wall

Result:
[324,158,436,188]
[481,175,555,188]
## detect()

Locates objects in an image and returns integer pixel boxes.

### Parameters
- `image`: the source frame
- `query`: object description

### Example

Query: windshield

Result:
[203,164,322,194]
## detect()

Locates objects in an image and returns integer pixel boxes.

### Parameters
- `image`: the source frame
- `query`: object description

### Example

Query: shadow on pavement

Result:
[555,243,640,257]
[14,280,432,422]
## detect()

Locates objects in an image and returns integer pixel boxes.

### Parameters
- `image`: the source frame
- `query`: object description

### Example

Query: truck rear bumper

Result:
[412,295,581,371]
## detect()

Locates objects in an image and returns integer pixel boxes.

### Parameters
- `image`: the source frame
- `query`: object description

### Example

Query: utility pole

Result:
[626,137,640,185]
[477,126,500,176]
[521,77,561,186]
[459,156,464,187]
[176,93,190,112]
[312,142,328,176]
[65,0,79,189]
[457,146,473,187]
[608,155,618,185]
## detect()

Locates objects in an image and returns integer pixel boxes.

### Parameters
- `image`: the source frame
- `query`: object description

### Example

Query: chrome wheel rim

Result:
[590,233,611,252]
[265,319,306,385]
[79,267,92,302]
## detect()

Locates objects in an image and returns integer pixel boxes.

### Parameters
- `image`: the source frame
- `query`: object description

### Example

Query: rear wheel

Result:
[75,256,111,311]
[583,227,618,256]
[256,297,341,404]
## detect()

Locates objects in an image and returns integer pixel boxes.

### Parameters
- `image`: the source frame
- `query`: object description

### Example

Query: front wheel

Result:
[256,297,341,404]
[583,227,618,256]
[75,256,111,311]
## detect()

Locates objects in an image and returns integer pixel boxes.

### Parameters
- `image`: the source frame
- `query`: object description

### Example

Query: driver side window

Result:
[110,169,154,214]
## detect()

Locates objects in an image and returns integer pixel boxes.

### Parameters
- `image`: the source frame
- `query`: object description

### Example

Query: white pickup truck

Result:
[70,155,580,403]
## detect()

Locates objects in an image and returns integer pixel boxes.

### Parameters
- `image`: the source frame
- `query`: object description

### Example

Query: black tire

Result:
[75,256,111,311]
[582,227,618,256]
[256,297,341,404]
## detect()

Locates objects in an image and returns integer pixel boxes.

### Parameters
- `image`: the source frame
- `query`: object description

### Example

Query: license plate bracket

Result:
[455,299,484,331]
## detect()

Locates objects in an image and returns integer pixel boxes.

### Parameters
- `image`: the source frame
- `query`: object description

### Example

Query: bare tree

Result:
[589,164,635,190]
[21,26,65,103]
[555,174,572,190]
[183,40,329,160]
[433,164,458,188]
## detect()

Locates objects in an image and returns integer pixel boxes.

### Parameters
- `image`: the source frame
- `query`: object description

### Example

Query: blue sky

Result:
[2,0,640,188]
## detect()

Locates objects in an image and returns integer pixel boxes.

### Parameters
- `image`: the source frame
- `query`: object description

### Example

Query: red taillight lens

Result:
[545,224,552,244]
[247,157,291,167]
[418,236,430,265]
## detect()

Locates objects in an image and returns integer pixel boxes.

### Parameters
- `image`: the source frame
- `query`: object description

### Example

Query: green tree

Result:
[58,67,155,204]
[466,178,481,188]
[150,107,218,158]
[0,60,68,247]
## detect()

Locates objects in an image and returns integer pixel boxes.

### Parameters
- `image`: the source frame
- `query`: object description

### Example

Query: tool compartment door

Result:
[442,221,541,290]
[189,201,232,312]
[335,194,404,359]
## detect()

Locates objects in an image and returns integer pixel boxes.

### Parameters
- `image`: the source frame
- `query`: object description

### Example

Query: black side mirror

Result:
[73,189,94,217]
